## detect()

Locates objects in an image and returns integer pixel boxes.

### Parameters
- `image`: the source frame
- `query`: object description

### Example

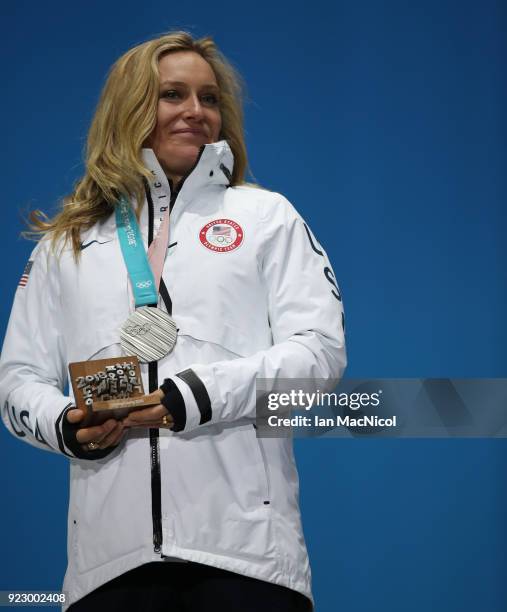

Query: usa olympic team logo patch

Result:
[199,219,244,253]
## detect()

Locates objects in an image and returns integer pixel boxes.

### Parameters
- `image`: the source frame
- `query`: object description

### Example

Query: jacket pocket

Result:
[247,424,271,504]
[69,462,148,574]
[166,423,276,561]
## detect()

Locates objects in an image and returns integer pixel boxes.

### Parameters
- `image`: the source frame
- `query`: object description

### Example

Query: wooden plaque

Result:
[69,356,158,425]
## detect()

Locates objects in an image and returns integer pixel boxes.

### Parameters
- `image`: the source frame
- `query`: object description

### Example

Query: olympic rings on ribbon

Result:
[135,280,153,289]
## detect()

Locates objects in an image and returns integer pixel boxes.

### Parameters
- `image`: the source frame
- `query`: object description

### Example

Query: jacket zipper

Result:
[149,367,162,552]
[147,152,206,554]
[147,187,163,553]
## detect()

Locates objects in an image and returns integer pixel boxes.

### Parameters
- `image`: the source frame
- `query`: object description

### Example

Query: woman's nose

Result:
[182,94,204,119]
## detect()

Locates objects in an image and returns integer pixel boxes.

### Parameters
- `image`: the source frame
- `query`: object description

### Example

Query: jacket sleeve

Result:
[0,241,112,459]
[161,195,347,433]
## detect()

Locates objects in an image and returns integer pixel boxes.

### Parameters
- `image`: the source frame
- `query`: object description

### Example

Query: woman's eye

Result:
[162,90,180,99]
[202,94,219,105]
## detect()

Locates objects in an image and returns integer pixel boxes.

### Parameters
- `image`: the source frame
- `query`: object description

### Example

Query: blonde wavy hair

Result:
[28,31,248,258]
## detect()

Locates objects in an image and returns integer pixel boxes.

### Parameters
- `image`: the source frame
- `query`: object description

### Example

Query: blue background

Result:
[1,1,506,610]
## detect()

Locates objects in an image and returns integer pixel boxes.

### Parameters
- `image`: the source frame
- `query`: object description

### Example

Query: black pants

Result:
[68,561,311,612]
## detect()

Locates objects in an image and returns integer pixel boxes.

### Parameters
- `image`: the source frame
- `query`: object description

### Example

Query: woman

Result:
[0,32,346,611]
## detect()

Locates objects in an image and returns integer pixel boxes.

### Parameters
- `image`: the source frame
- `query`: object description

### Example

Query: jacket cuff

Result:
[160,378,186,432]
[160,370,212,433]
[58,406,117,460]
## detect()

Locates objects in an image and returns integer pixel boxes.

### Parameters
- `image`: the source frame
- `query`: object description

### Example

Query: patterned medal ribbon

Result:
[116,190,177,362]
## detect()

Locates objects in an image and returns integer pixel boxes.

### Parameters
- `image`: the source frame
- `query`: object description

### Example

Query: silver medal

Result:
[120,306,177,363]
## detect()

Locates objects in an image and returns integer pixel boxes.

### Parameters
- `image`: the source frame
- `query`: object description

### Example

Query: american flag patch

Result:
[18,260,33,288]
[212,225,231,236]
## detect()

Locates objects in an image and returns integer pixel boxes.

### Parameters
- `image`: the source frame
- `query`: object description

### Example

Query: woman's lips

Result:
[172,129,207,137]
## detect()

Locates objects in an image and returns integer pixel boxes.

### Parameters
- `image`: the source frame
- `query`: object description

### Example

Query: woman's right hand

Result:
[66,409,126,452]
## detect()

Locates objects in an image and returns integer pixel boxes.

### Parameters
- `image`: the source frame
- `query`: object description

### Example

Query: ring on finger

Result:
[87,441,100,451]
[162,414,171,427]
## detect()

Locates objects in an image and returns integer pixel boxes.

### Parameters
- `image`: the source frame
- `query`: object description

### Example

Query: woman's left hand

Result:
[122,389,174,429]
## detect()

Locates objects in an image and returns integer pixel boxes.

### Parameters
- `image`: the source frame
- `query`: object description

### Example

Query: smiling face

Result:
[146,51,222,185]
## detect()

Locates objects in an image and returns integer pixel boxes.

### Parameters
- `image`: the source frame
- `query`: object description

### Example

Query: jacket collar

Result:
[141,139,234,204]
[85,141,235,244]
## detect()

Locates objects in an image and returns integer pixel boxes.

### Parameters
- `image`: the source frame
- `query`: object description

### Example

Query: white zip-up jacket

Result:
[0,141,346,610]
